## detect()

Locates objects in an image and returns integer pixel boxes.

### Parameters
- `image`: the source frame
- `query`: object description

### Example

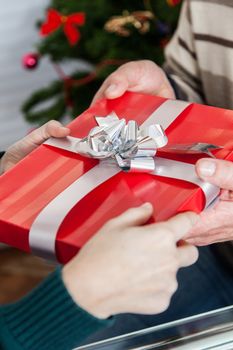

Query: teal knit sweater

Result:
[0,268,112,350]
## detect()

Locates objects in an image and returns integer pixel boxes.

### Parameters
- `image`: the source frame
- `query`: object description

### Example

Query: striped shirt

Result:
[164,0,233,110]
[164,0,233,269]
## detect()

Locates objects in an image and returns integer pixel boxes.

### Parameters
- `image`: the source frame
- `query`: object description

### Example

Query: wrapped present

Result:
[0,92,233,263]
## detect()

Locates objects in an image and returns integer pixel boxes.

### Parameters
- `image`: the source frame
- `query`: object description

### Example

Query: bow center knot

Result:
[61,15,68,24]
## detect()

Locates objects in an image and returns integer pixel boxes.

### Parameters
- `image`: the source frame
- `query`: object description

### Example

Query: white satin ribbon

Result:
[29,99,220,260]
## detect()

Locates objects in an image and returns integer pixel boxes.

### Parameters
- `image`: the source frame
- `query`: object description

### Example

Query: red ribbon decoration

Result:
[40,9,85,46]
[166,0,181,6]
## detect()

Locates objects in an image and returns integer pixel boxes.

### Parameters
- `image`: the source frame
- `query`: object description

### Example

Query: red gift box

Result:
[0,92,233,263]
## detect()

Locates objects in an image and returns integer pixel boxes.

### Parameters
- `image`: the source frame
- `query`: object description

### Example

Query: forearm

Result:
[0,268,112,350]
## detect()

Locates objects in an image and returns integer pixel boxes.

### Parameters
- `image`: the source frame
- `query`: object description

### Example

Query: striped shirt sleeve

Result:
[163,1,205,104]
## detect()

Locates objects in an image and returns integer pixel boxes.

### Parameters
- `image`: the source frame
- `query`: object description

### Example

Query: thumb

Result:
[28,120,70,146]
[92,60,170,104]
[91,68,133,105]
[112,203,153,228]
[10,121,70,159]
[196,158,233,191]
[103,61,148,99]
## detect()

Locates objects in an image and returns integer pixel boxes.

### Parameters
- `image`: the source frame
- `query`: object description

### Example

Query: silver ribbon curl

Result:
[75,112,168,172]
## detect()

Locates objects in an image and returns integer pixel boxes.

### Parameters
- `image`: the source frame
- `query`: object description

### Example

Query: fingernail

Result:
[106,84,117,95]
[198,159,216,177]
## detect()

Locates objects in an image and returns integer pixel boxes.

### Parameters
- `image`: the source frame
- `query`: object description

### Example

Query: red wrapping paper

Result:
[0,92,233,263]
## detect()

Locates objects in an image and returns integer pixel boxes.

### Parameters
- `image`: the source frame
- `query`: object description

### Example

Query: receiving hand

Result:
[0,121,70,174]
[185,158,233,245]
[91,60,175,105]
[63,204,198,318]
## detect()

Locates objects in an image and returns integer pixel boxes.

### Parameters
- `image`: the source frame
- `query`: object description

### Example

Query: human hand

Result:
[91,60,175,105]
[63,204,198,319]
[185,158,233,245]
[0,120,70,174]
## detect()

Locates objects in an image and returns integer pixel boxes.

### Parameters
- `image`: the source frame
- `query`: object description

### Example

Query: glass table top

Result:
[75,306,233,350]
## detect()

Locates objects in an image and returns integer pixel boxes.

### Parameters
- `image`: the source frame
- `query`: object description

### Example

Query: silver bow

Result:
[75,112,168,172]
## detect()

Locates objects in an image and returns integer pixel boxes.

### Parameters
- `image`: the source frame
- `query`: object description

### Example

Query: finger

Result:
[92,61,151,104]
[105,79,129,99]
[157,81,175,99]
[101,67,174,99]
[29,120,70,146]
[161,212,199,242]
[91,74,129,105]
[196,158,233,191]
[41,120,70,139]
[177,244,199,267]
[111,203,153,228]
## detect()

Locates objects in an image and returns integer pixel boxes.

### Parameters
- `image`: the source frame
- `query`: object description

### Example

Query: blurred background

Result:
[0,0,181,149]
[0,0,51,149]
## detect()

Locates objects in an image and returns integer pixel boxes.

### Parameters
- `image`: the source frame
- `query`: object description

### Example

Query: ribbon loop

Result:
[40,9,86,46]
[76,112,168,172]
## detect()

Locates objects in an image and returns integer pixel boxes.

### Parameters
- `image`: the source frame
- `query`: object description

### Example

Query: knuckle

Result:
[47,119,56,124]
[46,120,57,127]
[167,279,178,294]
[157,296,171,313]
[44,120,59,134]
[187,246,199,263]
[169,260,179,274]
[144,304,162,315]
[179,246,199,267]
[160,256,179,275]
[108,70,122,82]
[140,304,155,315]
[163,263,179,279]
[134,61,145,76]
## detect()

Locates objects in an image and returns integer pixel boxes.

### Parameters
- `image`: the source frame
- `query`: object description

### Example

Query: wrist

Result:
[62,264,112,319]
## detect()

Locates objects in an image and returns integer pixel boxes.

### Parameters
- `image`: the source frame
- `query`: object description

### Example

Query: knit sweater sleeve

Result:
[163,1,205,104]
[0,268,113,350]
